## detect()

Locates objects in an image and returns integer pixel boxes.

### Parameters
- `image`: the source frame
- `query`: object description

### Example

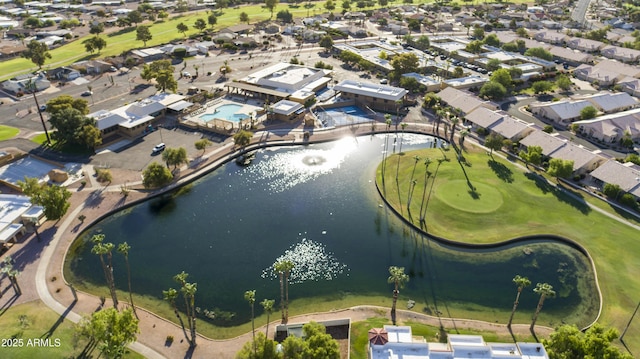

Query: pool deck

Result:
[185,97,263,129]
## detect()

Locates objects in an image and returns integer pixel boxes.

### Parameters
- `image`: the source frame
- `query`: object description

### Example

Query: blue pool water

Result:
[319,105,373,127]
[199,104,249,122]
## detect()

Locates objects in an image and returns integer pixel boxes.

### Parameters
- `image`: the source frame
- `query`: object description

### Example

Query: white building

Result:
[333,79,407,112]
[369,326,549,359]
[0,194,44,246]
[529,100,592,126]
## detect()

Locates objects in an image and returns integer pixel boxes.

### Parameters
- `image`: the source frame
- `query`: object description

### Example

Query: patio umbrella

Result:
[368,328,389,345]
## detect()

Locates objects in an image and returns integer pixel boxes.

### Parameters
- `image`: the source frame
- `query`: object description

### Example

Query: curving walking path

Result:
[10,121,638,358]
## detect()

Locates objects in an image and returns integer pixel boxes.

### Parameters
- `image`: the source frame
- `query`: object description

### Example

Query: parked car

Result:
[81,90,93,96]
[152,143,166,154]
[380,79,388,84]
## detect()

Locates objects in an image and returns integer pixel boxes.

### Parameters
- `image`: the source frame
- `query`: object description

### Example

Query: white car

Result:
[152,143,166,154]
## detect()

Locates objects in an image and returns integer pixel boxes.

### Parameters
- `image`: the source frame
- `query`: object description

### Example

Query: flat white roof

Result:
[0,156,59,187]
[334,80,407,101]
[271,100,303,115]
[0,223,23,244]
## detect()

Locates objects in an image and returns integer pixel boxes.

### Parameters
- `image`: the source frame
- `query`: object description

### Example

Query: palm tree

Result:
[163,288,187,336]
[507,275,531,329]
[117,242,137,318]
[459,129,469,147]
[274,260,294,323]
[388,266,409,325]
[244,290,257,357]
[381,115,393,186]
[91,234,118,310]
[418,158,432,223]
[450,116,459,143]
[435,108,445,136]
[260,298,275,340]
[174,271,198,347]
[530,282,556,332]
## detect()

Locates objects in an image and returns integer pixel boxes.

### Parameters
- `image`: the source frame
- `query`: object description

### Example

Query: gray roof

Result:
[590,160,640,197]
[438,87,491,114]
[530,100,591,121]
[548,143,602,171]
[519,130,565,155]
[578,92,638,113]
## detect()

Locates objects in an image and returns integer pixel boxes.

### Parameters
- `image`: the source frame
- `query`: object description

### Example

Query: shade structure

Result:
[368,328,389,345]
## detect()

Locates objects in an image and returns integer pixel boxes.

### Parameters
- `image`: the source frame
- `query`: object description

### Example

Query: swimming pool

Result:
[199,104,249,122]
[318,106,373,127]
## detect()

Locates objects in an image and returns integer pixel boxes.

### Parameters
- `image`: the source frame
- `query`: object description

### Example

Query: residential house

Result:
[220,23,254,36]
[574,108,640,144]
[589,160,640,200]
[577,92,639,114]
[129,47,165,63]
[533,30,568,45]
[401,73,440,92]
[619,77,640,98]
[465,107,534,141]
[333,79,407,112]
[566,37,605,53]
[520,130,604,173]
[437,86,496,115]
[601,45,640,63]
[529,100,592,126]
[47,66,81,81]
[548,46,593,66]
[1,73,50,95]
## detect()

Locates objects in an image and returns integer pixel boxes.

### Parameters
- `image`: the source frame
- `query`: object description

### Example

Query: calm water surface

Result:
[66,134,598,327]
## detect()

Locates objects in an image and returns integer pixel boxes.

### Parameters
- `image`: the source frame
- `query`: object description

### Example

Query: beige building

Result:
[332,80,408,112]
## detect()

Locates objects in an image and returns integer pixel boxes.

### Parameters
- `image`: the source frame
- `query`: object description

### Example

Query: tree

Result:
[547,158,574,181]
[260,299,275,342]
[239,12,249,24]
[507,275,531,329]
[486,58,502,72]
[177,22,189,37]
[519,145,543,168]
[319,35,334,53]
[483,33,500,47]
[141,60,177,93]
[274,260,294,323]
[265,0,279,19]
[18,177,71,221]
[236,332,279,359]
[501,42,518,52]
[158,10,169,21]
[301,321,340,359]
[161,147,188,170]
[276,9,293,23]
[556,75,572,92]
[465,40,483,54]
[90,23,105,35]
[580,105,597,120]
[78,124,103,151]
[339,50,362,66]
[173,271,198,347]
[472,26,485,39]
[1,256,21,295]
[484,133,504,156]
[78,308,138,359]
[126,10,142,27]
[407,18,421,32]
[49,107,96,146]
[342,0,351,10]
[490,68,513,92]
[117,242,137,319]
[234,130,253,148]
[136,25,152,46]
[390,52,419,80]
[193,18,207,34]
[387,266,409,325]
[243,290,257,356]
[422,92,440,108]
[621,131,634,149]
[516,27,528,38]
[399,76,420,93]
[22,40,51,69]
[603,183,622,200]
[142,162,173,188]
[543,324,633,359]
[91,234,119,310]
[83,36,107,54]
[194,138,213,155]
[325,0,336,11]
[46,95,89,115]
[378,0,388,6]
[531,80,554,95]
[207,13,217,29]
[524,47,554,61]
[530,282,556,332]
[479,81,507,100]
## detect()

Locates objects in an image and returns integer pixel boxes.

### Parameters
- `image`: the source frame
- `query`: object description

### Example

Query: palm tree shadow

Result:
[41,300,76,339]
[524,173,591,214]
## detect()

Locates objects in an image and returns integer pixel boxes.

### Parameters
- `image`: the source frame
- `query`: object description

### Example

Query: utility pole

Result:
[27,79,51,145]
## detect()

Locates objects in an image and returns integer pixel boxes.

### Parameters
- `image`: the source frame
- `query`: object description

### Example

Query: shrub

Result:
[95,168,113,183]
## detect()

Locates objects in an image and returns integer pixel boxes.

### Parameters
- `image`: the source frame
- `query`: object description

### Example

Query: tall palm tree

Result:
[450,116,459,143]
[117,242,137,318]
[274,260,294,323]
[382,115,393,181]
[507,275,531,329]
[244,290,257,357]
[530,282,556,332]
[418,158,432,223]
[388,266,409,325]
[395,122,409,181]
[174,271,198,347]
[91,234,118,310]
[163,288,187,336]
[260,299,275,339]
[459,129,469,147]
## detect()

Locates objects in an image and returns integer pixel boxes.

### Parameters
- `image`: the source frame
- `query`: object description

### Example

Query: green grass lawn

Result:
[378,144,640,351]
[0,300,143,359]
[0,125,20,141]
